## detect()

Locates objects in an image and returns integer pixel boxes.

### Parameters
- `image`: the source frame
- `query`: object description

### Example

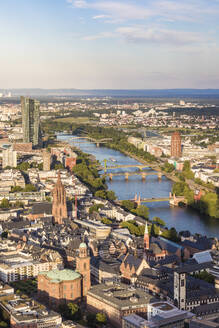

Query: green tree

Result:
[89,204,104,214]
[0,198,10,209]
[17,162,30,171]
[194,270,215,284]
[134,205,149,219]
[101,218,112,225]
[150,223,157,237]
[106,190,116,200]
[152,217,165,226]
[172,182,186,196]
[200,193,218,218]
[182,160,194,179]
[24,184,37,192]
[121,200,135,211]
[11,186,23,193]
[95,190,106,199]
[183,160,191,171]
[67,303,80,319]
[162,162,175,173]
[96,312,107,325]
[54,163,64,170]
[162,227,179,242]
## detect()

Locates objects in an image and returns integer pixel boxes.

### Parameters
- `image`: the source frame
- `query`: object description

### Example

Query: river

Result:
[58,135,219,238]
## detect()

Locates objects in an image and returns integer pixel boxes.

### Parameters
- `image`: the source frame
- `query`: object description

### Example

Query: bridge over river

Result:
[65,136,112,147]
[103,171,163,180]
[117,194,186,206]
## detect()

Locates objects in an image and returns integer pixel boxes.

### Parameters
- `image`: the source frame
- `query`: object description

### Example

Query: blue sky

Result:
[0,0,219,89]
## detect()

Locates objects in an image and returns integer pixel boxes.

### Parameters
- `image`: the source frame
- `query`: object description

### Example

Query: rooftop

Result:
[87,282,157,310]
[39,269,81,283]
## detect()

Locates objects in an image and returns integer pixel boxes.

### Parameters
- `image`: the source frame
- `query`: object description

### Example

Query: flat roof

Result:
[87,282,156,310]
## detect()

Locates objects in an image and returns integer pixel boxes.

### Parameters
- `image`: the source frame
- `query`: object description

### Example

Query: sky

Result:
[0,0,219,89]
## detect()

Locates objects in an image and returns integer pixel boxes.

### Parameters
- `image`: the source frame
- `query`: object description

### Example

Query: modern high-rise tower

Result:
[171,131,182,158]
[21,96,41,147]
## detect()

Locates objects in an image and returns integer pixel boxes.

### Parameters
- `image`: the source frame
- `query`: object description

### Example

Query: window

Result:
[181,279,184,287]
[63,285,66,290]
[84,263,87,270]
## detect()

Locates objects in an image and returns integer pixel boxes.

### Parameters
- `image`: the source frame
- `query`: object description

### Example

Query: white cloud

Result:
[67,0,219,23]
[92,14,110,20]
[83,25,205,46]
[116,26,203,46]
[83,31,115,40]
[73,0,87,8]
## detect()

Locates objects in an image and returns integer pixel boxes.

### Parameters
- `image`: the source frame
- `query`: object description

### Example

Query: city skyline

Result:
[0,0,219,89]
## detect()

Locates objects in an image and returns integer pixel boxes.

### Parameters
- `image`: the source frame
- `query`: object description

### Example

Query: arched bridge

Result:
[103,171,163,181]
[66,136,112,147]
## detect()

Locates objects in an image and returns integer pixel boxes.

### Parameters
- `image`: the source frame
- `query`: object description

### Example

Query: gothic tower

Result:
[76,243,91,297]
[144,222,150,251]
[174,270,186,310]
[52,171,67,224]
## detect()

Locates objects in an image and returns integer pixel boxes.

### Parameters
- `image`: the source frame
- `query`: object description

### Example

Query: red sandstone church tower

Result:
[52,171,68,224]
[171,131,182,158]
[144,222,150,251]
[76,243,91,297]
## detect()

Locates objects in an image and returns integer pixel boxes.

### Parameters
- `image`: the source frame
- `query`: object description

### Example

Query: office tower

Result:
[21,96,41,147]
[2,148,17,168]
[43,150,51,171]
[171,131,182,158]
[52,171,67,224]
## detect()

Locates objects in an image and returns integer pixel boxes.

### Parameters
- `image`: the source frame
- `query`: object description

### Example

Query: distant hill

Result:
[1,88,219,98]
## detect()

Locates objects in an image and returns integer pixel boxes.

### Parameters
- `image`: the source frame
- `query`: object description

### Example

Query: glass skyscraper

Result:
[21,96,41,147]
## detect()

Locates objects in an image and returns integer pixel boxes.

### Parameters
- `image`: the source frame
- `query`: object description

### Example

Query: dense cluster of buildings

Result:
[0,96,218,327]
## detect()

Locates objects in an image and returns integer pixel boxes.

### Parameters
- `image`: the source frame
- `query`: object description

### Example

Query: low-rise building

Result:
[87,282,156,327]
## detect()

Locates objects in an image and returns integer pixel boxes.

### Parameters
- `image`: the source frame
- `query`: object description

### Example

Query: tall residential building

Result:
[52,171,67,224]
[2,148,17,168]
[171,131,182,158]
[21,96,41,147]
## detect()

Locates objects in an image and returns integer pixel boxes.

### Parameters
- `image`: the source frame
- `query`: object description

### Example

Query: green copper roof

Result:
[79,242,87,248]
[40,269,81,282]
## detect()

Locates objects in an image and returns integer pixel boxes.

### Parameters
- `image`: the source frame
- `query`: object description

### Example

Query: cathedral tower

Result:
[52,171,67,224]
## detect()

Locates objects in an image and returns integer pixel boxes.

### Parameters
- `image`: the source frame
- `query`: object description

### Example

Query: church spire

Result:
[144,221,150,250]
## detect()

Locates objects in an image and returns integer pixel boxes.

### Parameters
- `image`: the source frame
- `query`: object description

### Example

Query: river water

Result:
[58,135,219,238]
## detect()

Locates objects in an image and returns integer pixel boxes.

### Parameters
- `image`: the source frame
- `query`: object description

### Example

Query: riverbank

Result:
[74,126,218,219]
[57,133,219,236]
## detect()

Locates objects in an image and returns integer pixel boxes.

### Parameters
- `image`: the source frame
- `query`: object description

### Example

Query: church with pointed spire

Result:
[143,221,181,262]
[144,221,150,251]
[52,171,68,224]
